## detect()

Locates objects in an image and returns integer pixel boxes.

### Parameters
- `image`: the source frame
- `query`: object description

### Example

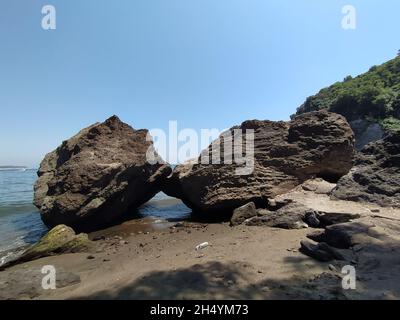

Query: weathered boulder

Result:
[300,240,345,262]
[163,110,354,214]
[0,225,94,269]
[34,115,171,231]
[230,202,257,226]
[245,202,311,229]
[301,178,336,194]
[20,225,93,262]
[332,131,400,208]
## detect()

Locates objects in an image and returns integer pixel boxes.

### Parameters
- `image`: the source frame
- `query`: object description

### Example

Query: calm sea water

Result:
[0,169,190,266]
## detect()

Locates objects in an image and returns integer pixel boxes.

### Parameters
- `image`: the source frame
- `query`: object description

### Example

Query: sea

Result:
[0,169,191,267]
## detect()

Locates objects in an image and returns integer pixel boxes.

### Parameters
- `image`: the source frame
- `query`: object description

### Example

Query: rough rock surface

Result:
[301,178,336,194]
[245,202,311,229]
[349,119,384,150]
[34,116,171,230]
[163,111,354,214]
[300,240,345,262]
[332,131,400,208]
[230,202,257,226]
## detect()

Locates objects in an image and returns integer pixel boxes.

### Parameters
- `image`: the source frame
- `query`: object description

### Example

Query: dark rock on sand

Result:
[317,212,361,228]
[332,131,400,208]
[323,222,375,249]
[34,115,171,231]
[245,202,311,229]
[230,202,257,226]
[163,111,354,214]
[300,240,345,262]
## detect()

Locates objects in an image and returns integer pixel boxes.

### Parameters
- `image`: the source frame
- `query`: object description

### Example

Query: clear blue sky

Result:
[1,0,399,167]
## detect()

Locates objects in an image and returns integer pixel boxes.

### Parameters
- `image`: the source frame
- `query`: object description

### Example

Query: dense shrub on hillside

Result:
[295,56,400,131]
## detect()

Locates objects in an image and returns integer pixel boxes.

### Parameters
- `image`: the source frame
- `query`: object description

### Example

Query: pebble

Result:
[87,255,95,260]
[93,235,106,241]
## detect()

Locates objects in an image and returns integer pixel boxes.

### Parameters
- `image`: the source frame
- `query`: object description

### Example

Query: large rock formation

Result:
[332,131,400,207]
[34,116,171,231]
[163,111,355,214]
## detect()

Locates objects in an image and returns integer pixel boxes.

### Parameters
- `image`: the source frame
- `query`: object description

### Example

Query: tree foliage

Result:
[295,56,400,131]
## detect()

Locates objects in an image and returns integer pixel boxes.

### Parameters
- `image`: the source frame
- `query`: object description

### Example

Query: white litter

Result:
[195,242,209,251]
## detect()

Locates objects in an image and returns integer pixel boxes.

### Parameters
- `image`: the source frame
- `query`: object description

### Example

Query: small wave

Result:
[0,204,38,218]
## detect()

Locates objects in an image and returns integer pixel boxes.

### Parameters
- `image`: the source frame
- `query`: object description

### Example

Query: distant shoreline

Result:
[0,166,37,171]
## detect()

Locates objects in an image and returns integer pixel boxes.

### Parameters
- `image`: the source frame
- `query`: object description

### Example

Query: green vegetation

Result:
[295,56,400,131]
[380,117,400,131]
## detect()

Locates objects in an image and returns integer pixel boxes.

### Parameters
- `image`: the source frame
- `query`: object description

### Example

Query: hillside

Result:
[294,55,400,135]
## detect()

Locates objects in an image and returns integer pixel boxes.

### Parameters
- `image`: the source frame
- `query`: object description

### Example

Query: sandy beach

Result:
[2,186,400,300]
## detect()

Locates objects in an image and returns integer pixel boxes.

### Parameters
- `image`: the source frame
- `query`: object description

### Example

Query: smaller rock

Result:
[174,222,185,228]
[87,255,95,260]
[230,202,257,226]
[307,230,327,242]
[92,235,106,241]
[304,211,320,228]
[300,240,344,262]
[318,212,361,227]
[301,178,336,194]
[17,225,93,264]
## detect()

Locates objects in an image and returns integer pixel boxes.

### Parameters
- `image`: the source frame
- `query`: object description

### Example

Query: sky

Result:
[0,0,399,167]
